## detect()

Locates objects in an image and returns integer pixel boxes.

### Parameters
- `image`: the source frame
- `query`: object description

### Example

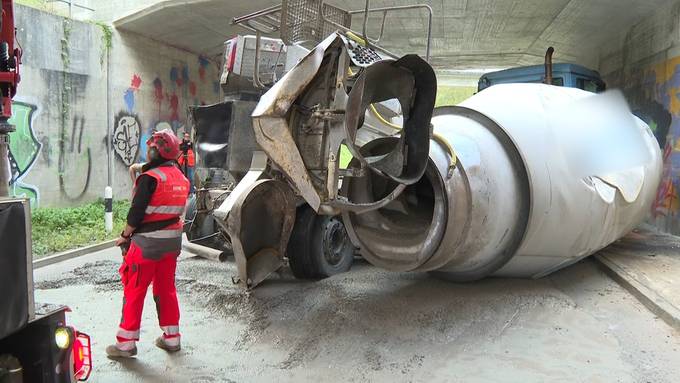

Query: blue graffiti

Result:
[123,89,135,112]
[170,67,179,85]
[139,132,150,161]
[198,55,210,68]
[181,65,189,83]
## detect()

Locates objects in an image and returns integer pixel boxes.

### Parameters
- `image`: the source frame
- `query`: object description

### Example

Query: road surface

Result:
[34,247,680,382]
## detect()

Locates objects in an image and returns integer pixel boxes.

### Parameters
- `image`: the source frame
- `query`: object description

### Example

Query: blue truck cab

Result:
[478,63,606,93]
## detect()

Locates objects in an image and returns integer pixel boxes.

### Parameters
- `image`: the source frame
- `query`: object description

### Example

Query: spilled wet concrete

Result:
[34,248,680,383]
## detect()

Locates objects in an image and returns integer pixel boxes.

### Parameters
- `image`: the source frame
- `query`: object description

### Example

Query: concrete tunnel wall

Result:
[10,0,680,242]
[599,0,680,235]
[8,4,222,207]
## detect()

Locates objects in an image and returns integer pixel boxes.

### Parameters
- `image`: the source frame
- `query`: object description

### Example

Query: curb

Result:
[594,253,680,331]
[33,239,117,269]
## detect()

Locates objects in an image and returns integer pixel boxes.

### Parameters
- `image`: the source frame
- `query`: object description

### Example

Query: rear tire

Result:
[287,205,355,279]
[0,354,23,383]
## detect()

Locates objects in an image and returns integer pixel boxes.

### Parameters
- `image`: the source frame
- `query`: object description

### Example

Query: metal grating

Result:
[280,0,351,45]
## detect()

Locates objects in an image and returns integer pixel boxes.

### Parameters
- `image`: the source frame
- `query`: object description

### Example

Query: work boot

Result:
[105,344,137,358]
[155,336,181,352]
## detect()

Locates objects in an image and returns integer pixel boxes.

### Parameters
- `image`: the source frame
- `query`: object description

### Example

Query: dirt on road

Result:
[34,249,680,383]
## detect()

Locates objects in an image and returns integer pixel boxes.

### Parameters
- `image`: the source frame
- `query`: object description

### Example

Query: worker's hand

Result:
[128,163,144,182]
[115,236,130,247]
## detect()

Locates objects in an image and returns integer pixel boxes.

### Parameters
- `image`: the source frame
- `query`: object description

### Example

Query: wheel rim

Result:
[323,218,349,266]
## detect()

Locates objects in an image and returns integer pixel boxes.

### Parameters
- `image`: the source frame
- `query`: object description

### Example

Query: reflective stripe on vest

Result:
[136,164,189,225]
[147,167,167,181]
[136,228,183,239]
[145,205,185,215]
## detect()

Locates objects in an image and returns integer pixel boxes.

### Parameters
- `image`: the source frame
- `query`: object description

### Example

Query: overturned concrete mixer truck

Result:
[186,32,661,289]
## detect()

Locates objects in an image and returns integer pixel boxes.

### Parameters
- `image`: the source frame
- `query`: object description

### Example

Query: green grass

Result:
[31,200,130,258]
[339,145,352,169]
[16,0,46,9]
[435,86,477,107]
[16,0,71,17]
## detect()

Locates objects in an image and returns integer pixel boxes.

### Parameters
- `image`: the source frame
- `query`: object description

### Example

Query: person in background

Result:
[177,132,196,193]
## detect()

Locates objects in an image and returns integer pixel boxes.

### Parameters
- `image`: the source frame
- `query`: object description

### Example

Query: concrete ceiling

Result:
[113,0,674,70]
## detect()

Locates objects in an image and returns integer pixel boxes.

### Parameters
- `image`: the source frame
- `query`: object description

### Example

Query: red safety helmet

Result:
[146,129,181,160]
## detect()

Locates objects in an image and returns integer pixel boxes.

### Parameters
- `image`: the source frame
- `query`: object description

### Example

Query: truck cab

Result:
[478,63,606,93]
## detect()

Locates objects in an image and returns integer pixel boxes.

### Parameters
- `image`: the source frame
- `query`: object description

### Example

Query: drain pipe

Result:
[182,241,229,262]
[544,46,554,85]
[104,34,113,232]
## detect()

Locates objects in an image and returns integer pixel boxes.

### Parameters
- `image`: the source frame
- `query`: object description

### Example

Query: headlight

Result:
[55,327,71,350]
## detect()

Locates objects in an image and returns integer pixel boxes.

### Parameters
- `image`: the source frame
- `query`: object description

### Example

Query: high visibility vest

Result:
[178,148,195,167]
[131,163,190,260]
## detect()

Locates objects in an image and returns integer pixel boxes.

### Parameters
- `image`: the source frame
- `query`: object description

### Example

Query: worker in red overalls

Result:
[106,129,190,358]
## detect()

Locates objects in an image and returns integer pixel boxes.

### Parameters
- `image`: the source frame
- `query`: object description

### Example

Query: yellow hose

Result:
[346,31,367,46]
[369,103,402,130]
[347,64,457,177]
[432,133,458,178]
[369,104,457,175]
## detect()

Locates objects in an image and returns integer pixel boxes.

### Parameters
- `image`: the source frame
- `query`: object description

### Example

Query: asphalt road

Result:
[34,248,680,383]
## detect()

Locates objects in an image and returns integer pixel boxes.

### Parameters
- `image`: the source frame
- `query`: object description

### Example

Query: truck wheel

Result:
[184,193,197,233]
[287,205,355,279]
[184,194,220,248]
[0,354,23,383]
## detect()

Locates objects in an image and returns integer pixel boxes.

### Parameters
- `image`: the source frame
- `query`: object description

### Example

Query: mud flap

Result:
[226,179,296,289]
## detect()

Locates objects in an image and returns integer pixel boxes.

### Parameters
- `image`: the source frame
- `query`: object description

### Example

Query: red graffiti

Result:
[199,66,206,81]
[153,77,164,119]
[652,142,678,216]
[168,93,179,121]
[189,81,197,97]
[653,177,679,217]
[153,78,163,103]
[130,74,142,91]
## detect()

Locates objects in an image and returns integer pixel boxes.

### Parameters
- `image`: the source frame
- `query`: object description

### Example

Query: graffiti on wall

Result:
[7,100,94,204]
[119,57,217,164]
[198,55,210,82]
[628,56,680,232]
[113,113,141,166]
[168,92,180,121]
[153,77,164,119]
[59,115,92,201]
[124,74,142,113]
[7,101,41,204]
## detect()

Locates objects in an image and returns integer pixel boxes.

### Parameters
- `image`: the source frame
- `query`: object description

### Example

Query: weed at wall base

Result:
[32,199,130,258]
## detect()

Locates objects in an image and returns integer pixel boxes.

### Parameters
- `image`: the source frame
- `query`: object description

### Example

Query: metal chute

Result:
[252,33,436,215]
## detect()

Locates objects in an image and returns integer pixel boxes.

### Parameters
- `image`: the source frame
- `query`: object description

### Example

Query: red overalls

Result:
[116,163,189,351]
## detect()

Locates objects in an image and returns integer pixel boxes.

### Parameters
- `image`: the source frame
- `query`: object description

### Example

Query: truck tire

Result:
[287,205,355,279]
[184,193,197,233]
[0,354,22,383]
[184,194,220,248]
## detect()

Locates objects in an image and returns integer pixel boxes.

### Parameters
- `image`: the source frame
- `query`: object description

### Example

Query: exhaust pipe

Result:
[544,46,554,85]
